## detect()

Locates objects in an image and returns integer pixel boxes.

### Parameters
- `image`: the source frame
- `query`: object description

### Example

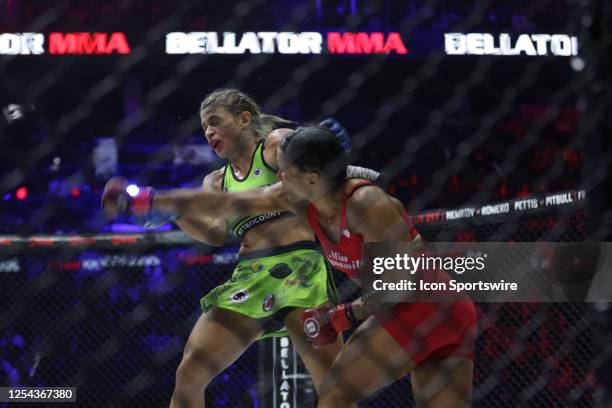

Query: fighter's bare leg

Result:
[317,315,415,408]
[170,308,263,408]
[411,357,473,408]
[316,314,474,408]
[284,307,344,392]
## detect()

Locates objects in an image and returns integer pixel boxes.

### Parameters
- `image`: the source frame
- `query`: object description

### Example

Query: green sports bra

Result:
[221,141,289,238]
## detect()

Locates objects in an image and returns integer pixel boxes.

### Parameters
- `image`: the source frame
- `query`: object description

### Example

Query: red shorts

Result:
[377,299,477,366]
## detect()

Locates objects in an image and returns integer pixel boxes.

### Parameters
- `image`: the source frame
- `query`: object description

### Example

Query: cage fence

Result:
[0,191,602,407]
[1,0,611,407]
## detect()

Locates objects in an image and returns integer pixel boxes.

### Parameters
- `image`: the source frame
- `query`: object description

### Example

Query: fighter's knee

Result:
[317,388,357,408]
[174,349,215,390]
[318,379,360,407]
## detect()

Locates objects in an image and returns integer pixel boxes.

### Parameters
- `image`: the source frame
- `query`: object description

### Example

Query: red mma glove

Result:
[101,176,154,218]
[302,303,358,348]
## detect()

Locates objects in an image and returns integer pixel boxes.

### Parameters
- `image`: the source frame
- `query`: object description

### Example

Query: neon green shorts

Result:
[200,241,338,338]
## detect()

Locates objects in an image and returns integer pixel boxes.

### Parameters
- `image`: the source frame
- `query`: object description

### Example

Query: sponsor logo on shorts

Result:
[262,294,275,312]
[229,289,249,304]
[269,263,292,279]
[253,168,262,177]
[251,261,265,272]
[291,255,319,271]
[229,272,255,283]
[285,274,313,288]
[304,318,320,338]
[210,284,232,301]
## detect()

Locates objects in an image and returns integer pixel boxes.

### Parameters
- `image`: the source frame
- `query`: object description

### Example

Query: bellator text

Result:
[445,33,578,56]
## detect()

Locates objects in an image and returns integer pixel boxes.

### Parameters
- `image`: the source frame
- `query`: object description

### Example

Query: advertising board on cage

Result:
[415,189,586,224]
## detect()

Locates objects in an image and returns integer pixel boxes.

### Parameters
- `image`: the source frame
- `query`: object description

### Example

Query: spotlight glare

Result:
[126,185,139,197]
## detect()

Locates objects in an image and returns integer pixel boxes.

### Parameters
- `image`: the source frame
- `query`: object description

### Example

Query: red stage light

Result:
[16,186,27,200]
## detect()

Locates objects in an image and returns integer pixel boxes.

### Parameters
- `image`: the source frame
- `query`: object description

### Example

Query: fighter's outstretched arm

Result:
[153,182,295,219]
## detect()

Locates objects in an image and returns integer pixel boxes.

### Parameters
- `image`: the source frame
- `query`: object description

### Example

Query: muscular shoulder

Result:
[345,182,403,237]
[346,180,420,243]
[202,167,225,191]
[263,127,294,168]
[346,183,389,217]
[265,127,293,149]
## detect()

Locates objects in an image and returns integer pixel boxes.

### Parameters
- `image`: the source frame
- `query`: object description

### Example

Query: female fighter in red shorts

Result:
[115,126,477,407]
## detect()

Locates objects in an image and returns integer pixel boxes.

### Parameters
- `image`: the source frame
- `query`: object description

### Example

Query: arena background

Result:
[1,0,612,407]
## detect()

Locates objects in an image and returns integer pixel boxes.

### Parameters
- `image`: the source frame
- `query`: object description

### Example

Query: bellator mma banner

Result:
[444,33,579,56]
[0,32,131,55]
[165,31,408,55]
[0,30,579,57]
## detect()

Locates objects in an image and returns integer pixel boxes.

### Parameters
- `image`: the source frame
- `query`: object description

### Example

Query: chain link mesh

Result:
[1,0,611,407]
[0,204,597,407]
